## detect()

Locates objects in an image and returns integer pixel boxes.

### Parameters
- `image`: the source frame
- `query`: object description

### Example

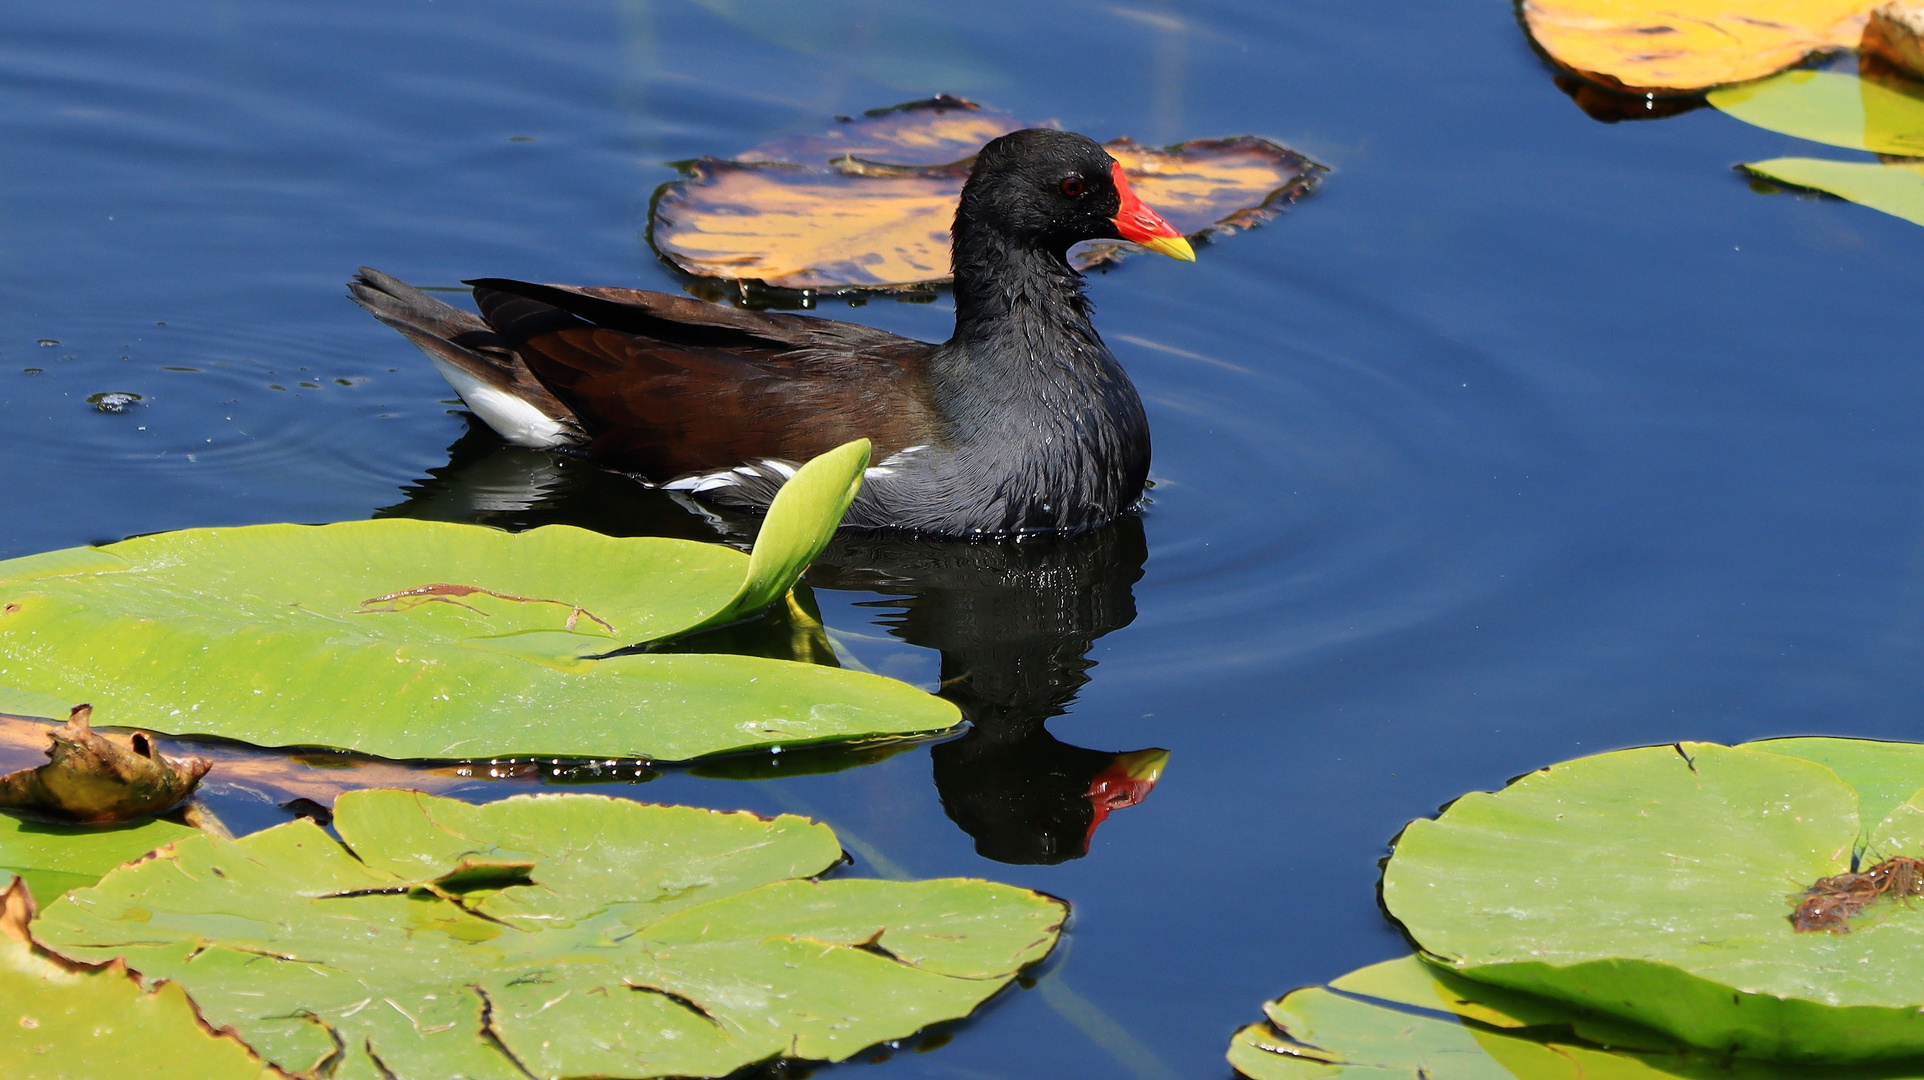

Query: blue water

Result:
[4,1,1924,1077]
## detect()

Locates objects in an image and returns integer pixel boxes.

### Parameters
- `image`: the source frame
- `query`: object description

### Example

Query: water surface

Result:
[3,2,1923,1077]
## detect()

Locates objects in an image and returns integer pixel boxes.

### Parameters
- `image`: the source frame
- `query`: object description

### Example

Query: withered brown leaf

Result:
[0,704,210,821]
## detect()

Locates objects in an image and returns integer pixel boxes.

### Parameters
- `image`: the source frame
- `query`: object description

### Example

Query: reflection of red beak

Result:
[1082,747,1170,850]
[1109,162,1195,262]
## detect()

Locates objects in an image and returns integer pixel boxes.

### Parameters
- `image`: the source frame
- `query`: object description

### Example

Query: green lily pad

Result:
[1383,741,1924,1061]
[1741,156,1924,227]
[0,877,285,1080]
[1329,955,1680,1050]
[0,811,195,905]
[1710,69,1924,157]
[1228,955,1917,1079]
[0,441,960,761]
[1743,737,1924,857]
[32,789,1064,1079]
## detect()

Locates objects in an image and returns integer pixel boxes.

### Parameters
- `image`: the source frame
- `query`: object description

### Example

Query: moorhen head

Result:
[350,128,1193,538]
[953,128,1195,267]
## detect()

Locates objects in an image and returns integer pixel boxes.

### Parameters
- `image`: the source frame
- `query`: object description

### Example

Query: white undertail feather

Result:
[428,356,573,449]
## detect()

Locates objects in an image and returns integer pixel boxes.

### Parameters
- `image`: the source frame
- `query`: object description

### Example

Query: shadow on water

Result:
[1549,74,1707,123]
[371,418,1169,865]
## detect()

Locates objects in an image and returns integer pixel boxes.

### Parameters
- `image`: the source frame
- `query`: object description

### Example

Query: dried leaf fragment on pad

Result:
[0,704,208,821]
[1521,0,1876,92]
[1792,855,1924,931]
[0,877,285,1079]
[355,581,617,631]
[650,98,1324,293]
[32,789,1066,1080]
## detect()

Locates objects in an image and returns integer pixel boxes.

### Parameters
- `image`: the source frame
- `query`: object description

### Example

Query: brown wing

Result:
[469,279,941,478]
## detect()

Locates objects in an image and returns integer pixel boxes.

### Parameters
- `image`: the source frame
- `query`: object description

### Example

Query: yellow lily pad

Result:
[1522,0,1877,93]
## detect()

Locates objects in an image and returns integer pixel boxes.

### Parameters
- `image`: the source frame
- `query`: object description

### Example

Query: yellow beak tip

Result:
[1115,748,1171,782]
[1140,235,1197,262]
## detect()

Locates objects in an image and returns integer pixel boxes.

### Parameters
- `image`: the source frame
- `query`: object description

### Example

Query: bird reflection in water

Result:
[380,419,1169,864]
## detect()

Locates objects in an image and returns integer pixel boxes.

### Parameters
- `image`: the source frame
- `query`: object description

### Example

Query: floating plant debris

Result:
[0,704,209,822]
[0,712,642,814]
[1792,855,1924,931]
[86,392,141,413]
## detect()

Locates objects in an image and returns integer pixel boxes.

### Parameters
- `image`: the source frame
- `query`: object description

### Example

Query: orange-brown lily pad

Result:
[1522,0,1878,93]
[737,94,1023,169]
[649,98,1324,294]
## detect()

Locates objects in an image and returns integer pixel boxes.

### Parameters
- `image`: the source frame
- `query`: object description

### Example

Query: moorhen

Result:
[351,128,1194,538]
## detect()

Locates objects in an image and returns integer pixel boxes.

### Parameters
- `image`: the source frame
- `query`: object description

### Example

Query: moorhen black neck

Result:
[350,128,1193,539]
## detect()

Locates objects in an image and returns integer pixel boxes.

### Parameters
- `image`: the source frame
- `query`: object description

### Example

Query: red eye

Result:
[1059,174,1086,197]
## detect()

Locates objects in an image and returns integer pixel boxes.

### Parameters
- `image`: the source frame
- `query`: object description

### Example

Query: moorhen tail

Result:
[350,128,1194,538]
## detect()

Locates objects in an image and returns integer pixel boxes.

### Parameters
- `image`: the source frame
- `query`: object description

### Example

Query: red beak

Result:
[1109,161,1196,261]
[1081,747,1170,850]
